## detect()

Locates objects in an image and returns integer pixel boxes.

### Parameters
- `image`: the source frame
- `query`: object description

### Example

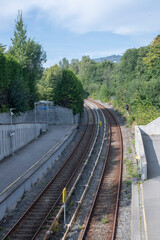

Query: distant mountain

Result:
[93,55,122,63]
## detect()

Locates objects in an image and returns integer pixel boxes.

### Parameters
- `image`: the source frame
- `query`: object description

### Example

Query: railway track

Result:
[2,105,97,240]
[78,99,123,240]
[2,100,123,240]
[55,101,107,240]
[38,100,122,240]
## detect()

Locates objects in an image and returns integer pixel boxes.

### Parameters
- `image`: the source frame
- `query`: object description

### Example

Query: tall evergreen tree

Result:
[9,10,46,108]
[9,10,27,67]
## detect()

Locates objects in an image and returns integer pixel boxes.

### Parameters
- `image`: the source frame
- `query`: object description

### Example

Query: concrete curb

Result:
[0,124,77,221]
[131,179,141,240]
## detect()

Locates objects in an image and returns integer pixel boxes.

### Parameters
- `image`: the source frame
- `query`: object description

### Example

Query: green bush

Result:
[54,69,84,114]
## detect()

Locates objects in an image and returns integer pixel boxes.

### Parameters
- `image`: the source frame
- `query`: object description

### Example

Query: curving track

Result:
[2,106,97,240]
[79,99,123,240]
[2,100,123,240]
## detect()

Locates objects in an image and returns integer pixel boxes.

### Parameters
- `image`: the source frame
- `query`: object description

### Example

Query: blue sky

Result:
[0,0,160,68]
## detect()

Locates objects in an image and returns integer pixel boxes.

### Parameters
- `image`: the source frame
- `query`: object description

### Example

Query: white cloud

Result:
[0,0,160,35]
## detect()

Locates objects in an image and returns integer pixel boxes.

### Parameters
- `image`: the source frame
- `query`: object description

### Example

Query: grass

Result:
[101,216,109,224]
[52,221,60,233]
[78,225,84,230]
[126,179,132,187]
[125,193,131,199]
[124,158,139,178]
[127,147,132,154]
[131,139,135,146]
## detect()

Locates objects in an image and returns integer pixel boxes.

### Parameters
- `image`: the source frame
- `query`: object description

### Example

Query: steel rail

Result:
[33,106,97,240]
[104,103,123,240]
[79,99,123,240]
[78,100,112,240]
[41,103,98,240]
[60,101,106,240]
[94,100,123,240]
[2,106,96,240]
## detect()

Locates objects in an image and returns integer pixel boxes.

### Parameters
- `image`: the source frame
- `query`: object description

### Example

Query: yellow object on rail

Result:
[62,187,66,203]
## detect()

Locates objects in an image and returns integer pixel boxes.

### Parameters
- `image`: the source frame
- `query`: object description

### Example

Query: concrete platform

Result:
[141,135,160,240]
[0,125,74,193]
[0,124,77,220]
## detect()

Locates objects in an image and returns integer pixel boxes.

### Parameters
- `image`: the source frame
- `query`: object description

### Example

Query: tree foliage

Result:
[37,65,62,100]
[59,57,69,70]
[66,35,160,125]
[143,35,160,76]
[53,69,84,114]
[69,59,79,74]
[9,10,46,108]
[0,11,47,112]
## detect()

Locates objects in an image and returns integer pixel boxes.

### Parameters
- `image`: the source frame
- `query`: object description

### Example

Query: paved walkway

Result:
[0,125,73,194]
[142,134,160,240]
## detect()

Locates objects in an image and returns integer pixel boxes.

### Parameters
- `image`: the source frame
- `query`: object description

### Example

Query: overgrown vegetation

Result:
[124,158,138,179]
[37,67,84,114]
[52,220,60,233]
[101,216,109,224]
[57,35,160,125]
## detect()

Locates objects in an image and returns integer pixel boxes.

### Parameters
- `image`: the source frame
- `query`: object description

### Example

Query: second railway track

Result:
[2,105,97,240]
[79,99,123,240]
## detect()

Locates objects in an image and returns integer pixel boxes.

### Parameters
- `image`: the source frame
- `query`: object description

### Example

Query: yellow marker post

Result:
[62,188,67,228]
[100,121,102,127]
[62,188,66,203]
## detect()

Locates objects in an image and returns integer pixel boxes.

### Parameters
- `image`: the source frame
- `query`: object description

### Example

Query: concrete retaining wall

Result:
[138,117,160,135]
[0,123,47,162]
[135,126,147,180]
[135,117,160,180]
[0,125,77,221]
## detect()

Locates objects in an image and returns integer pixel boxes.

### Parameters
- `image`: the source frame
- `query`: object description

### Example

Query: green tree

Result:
[135,46,149,79]
[0,49,7,90]
[69,59,79,74]
[0,43,6,52]
[59,58,69,70]
[120,48,138,77]
[24,38,46,106]
[9,10,46,108]
[9,10,27,67]
[54,69,84,114]
[0,50,8,109]
[78,56,96,89]
[8,76,29,112]
[143,35,160,76]
[37,64,62,100]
